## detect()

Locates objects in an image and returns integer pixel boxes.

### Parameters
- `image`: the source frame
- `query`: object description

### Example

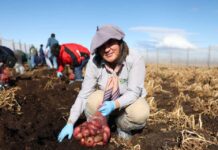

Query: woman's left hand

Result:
[98,101,115,116]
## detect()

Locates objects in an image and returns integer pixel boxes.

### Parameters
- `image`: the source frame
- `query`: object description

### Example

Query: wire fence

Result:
[0,37,31,54]
[142,47,218,67]
[0,36,217,67]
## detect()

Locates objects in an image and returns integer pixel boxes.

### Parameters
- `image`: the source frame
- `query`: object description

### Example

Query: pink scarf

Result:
[103,64,123,101]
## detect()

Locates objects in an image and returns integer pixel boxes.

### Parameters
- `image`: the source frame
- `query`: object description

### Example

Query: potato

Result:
[85,136,94,147]
[96,141,104,146]
[80,138,85,145]
[102,132,108,143]
[94,134,103,143]
[73,126,82,140]
[74,126,81,135]
[82,128,90,137]
[81,122,88,127]
[91,119,101,129]
[88,123,98,130]
[74,132,82,140]
[75,114,110,147]
[89,128,96,136]
[103,125,110,137]
[93,142,96,147]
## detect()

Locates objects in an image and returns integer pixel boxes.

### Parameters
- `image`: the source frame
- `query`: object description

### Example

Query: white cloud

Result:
[157,34,197,49]
[129,26,197,50]
[130,26,187,35]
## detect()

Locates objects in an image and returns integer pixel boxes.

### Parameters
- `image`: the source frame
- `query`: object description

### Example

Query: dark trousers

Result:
[74,57,89,80]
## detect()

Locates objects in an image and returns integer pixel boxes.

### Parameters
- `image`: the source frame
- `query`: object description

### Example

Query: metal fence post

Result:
[186,49,189,66]
[170,49,172,66]
[19,40,22,50]
[0,37,2,46]
[207,46,211,68]
[24,43,27,53]
[12,40,16,51]
[156,49,159,73]
[146,49,148,65]
[156,49,159,65]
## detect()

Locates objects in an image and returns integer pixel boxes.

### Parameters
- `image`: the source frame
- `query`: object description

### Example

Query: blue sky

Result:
[1,0,218,50]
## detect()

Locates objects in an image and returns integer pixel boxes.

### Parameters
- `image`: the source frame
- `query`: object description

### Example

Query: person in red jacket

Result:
[51,43,90,82]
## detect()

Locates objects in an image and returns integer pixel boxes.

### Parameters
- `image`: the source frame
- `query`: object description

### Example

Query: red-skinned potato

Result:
[103,125,110,137]
[93,142,96,147]
[91,119,101,129]
[102,132,108,143]
[75,114,110,147]
[81,122,88,127]
[74,126,81,135]
[89,128,96,136]
[96,141,104,146]
[82,128,90,137]
[88,123,98,130]
[74,132,82,140]
[73,126,82,140]
[85,136,94,147]
[80,138,85,145]
[96,130,101,134]
[94,134,103,143]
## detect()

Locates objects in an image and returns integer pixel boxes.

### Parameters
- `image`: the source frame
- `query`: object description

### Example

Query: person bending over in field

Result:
[51,43,90,83]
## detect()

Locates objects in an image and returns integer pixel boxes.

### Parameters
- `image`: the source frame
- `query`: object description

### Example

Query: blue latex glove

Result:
[98,101,115,116]
[57,72,63,78]
[58,123,74,142]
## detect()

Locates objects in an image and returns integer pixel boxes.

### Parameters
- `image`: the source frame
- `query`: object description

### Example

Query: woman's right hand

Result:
[57,123,74,142]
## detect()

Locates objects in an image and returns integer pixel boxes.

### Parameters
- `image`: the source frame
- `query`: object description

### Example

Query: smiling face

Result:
[99,39,121,64]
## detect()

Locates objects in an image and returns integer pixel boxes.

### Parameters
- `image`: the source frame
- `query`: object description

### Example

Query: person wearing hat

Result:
[51,43,90,82]
[57,25,150,142]
[0,45,17,89]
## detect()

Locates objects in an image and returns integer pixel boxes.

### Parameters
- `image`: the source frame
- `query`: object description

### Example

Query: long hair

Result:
[94,40,129,66]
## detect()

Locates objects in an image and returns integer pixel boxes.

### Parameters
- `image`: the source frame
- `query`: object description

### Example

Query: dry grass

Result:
[44,78,56,90]
[145,65,218,149]
[179,130,216,150]
[0,87,22,114]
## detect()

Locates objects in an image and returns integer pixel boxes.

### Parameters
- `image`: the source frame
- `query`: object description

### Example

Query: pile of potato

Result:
[73,112,110,147]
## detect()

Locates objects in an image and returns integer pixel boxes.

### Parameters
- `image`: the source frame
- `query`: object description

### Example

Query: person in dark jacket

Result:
[38,44,46,65]
[46,33,59,69]
[0,46,17,89]
[51,43,90,82]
